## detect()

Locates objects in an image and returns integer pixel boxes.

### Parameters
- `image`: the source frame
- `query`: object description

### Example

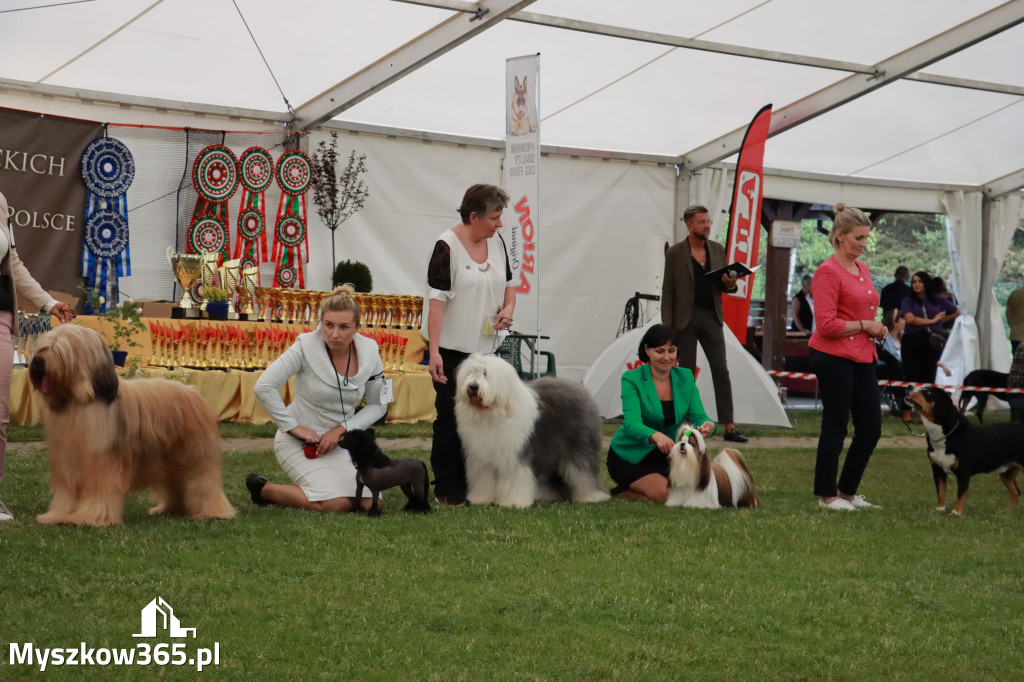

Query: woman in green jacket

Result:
[607,324,716,502]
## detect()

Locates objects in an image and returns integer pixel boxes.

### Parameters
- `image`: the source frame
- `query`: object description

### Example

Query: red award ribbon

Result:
[189,144,239,264]
[272,150,314,288]
[235,146,274,272]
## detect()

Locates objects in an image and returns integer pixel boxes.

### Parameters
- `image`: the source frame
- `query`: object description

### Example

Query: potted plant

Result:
[203,286,231,320]
[78,285,146,372]
[332,260,373,292]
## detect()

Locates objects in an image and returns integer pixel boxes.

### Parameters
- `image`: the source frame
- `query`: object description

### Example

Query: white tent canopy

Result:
[3,0,1024,189]
[2,0,1024,381]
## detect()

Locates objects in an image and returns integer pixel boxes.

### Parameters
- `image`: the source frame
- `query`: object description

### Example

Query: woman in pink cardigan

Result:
[808,203,889,511]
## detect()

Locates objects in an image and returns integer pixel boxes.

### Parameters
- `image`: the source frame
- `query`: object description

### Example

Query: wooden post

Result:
[763,238,790,372]
[760,200,812,374]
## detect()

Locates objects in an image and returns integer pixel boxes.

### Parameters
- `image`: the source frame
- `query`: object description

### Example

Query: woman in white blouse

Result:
[248,284,387,512]
[421,184,517,506]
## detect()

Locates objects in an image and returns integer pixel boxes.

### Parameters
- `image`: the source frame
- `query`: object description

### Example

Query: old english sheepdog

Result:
[454,353,610,508]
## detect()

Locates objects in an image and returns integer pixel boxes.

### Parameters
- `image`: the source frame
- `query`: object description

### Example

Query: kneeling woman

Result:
[607,324,716,502]
[248,284,387,512]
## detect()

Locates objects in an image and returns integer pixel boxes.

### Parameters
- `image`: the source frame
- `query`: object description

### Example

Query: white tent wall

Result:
[977,194,1021,370]
[301,128,677,381]
[302,129,504,295]
[937,190,984,387]
[537,154,674,377]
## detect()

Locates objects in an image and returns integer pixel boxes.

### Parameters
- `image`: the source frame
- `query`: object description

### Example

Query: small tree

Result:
[311,132,370,267]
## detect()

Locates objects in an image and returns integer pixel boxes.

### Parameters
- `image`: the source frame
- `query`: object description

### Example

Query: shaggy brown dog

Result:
[28,325,235,526]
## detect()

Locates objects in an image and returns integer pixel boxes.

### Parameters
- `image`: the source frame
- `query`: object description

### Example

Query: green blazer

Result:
[609,364,714,464]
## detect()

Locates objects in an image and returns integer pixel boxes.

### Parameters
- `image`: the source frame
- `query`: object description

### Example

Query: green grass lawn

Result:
[2,415,1022,680]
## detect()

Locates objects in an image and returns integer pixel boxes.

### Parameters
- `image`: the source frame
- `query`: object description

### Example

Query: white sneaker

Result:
[849,495,881,509]
[819,497,857,511]
[0,501,13,521]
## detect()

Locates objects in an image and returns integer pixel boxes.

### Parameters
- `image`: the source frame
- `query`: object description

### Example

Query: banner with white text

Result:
[0,107,102,302]
[503,54,540,339]
[722,104,772,345]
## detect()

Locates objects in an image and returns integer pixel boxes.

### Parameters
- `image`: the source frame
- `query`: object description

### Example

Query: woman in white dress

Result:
[248,284,387,512]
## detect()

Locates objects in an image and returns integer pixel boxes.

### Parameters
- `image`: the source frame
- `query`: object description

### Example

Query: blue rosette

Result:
[81,136,134,312]
[81,137,135,199]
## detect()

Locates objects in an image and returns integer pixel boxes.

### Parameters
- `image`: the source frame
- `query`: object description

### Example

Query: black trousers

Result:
[430,347,470,500]
[810,349,881,498]
[901,332,941,384]
[676,306,734,424]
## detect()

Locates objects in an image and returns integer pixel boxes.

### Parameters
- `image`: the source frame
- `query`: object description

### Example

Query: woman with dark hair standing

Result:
[809,203,888,511]
[899,271,959,385]
[606,323,716,502]
[422,184,516,506]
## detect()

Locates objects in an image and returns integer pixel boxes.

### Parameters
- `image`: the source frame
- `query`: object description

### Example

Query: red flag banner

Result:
[722,104,772,345]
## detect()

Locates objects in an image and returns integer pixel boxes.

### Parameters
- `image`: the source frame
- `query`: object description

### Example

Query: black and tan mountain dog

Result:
[906,386,1024,515]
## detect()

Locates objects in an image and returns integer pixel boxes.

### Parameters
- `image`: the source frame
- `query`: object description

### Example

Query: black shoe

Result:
[723,429,749,444]
[246,473,270,506]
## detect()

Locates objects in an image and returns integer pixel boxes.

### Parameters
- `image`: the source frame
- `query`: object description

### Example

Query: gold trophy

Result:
[255,287,271,321]
[167,248,203,313]
[239,266,259,316]
[219,259,241,317]
[199,253,220,311]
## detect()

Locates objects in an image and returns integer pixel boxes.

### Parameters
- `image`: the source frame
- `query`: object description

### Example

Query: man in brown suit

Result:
[661,204,747,443]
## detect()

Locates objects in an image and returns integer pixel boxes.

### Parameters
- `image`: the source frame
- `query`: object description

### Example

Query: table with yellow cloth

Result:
[10,316,436,426]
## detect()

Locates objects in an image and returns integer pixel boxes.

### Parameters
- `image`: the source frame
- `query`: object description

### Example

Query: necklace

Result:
[328,344,353,386]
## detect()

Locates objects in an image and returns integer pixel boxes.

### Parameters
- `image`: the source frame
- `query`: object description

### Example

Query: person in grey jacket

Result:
[248,284,387,512]
[661,204,746,443]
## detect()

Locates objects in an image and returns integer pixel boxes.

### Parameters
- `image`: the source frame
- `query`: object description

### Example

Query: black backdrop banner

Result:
[0,107,103,304]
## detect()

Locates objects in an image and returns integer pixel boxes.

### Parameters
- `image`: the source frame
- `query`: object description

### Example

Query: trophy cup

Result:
[239,266,259,317]
[167,248,203,317]
[219,259,241,317]
[199,253,220,311]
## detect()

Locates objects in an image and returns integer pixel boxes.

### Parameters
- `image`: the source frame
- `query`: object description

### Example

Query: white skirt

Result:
[273,431,372,501]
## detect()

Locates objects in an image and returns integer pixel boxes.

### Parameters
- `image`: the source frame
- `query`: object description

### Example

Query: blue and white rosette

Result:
[81,137,135,313]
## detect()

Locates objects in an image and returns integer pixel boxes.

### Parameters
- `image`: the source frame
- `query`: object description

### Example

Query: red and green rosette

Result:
[188,144,239,264]
[271,149,314,288]
[234,146,273,274]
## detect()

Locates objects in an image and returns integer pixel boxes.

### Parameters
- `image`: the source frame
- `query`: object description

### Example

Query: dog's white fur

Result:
[666,424,759,508]
[454,353,609,508]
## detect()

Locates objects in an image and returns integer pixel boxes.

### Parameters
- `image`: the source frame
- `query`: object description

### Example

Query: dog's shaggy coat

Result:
[454,353,609,508]
[666,424,758,508]
[28,325,235,526]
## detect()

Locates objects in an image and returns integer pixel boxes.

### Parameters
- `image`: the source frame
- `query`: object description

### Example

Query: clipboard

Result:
[705,262,760,280]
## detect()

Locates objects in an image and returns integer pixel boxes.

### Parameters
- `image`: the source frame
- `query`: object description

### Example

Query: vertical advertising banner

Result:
[0,107,102,300]
[722,104,772,345]
[503,54,540,338]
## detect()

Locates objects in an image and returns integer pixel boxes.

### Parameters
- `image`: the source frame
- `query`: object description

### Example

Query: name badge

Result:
[380,378,394,405]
